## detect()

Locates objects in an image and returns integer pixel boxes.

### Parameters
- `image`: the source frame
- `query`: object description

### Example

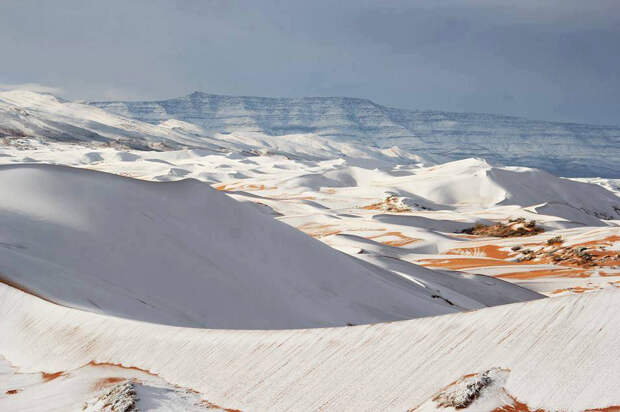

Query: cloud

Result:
[0,0,618,125]
[0,83,64,95]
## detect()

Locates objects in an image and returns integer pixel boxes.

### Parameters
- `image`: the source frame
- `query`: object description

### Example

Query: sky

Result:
[1,0,618,126]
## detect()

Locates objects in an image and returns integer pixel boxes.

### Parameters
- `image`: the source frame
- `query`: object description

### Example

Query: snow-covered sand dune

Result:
[0,163,542,329]
[1,283,619,411]
[1,141,618,298]
[260,158,620,219]
[1,88,619,410]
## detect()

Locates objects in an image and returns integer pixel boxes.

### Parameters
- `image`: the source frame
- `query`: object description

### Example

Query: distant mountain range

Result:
[90,92,619,177]
[1,89,617,177]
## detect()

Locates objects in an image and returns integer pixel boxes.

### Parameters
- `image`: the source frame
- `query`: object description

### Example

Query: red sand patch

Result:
[214,183,276,192]
[550,286,594,294]
[88,361,156,376]
[92,377,126,391]
[586,250,620,267]
[367,231,419,247]
[200,399,243,411]
[573,235,620,248]
[245,184,275,191]
[41,371,65,382]
[360,202,383,210]
[497,268,587,280]
[361,196,411,213]
[420,257,521,270]
[297,223,341,238]
[492,394,545,412]
[434,233,620,275]
[420,255,594,278]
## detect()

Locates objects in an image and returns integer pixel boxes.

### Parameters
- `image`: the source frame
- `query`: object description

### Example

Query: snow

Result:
[90,91,620,177]
[0,138,618,300]
[422,368,507,410]
[0,90,221,151]
[0,163,546,329]
[1,283,620,411]
[3,89,620,177]
[0,355,215,412]
[1,88,619,410]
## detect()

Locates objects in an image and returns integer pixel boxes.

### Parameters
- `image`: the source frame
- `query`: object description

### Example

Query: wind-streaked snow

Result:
[1,283,620,411]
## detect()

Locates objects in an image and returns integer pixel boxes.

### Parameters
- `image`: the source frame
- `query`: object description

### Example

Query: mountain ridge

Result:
[90,91,620,177]
[93,91,620,127]
[92,90,620,129]
[1,89,618,177]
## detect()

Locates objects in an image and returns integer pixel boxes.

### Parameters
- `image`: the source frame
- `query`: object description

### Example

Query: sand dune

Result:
[1,283,619,411]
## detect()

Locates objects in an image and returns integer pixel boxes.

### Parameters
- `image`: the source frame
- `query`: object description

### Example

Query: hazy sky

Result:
[1,0,618,125]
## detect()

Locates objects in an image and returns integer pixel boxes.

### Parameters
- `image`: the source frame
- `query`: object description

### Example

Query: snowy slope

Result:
[0,90,221,151]
[90,91,620,177]
[385,158,620,218]
[0,90,427,168]
[1,283,619,411]
[0,163,542,329]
